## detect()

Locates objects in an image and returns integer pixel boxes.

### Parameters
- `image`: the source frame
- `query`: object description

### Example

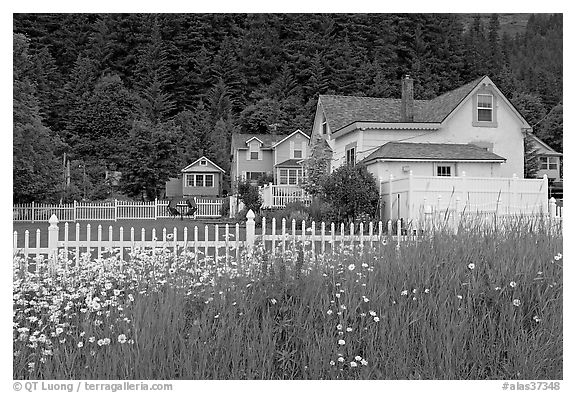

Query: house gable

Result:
[530,134,562,156]
[441,76,531,130]
[272,130,310,165]
[181,156,225,173]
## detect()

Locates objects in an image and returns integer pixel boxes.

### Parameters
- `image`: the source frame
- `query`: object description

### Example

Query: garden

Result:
[13,217,562,379]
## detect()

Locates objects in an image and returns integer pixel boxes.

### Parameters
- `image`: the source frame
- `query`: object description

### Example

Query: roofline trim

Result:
[363,157,506,165]
[529,134,562,155]
[271,129,310,148]
[332,121,441,139]
[181,156,226,173]
[245,136,264,145]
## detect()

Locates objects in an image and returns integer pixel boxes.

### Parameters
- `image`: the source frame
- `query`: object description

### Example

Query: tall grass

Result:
[13,218,562,379]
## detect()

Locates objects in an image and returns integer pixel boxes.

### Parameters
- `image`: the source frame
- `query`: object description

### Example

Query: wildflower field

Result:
[13,219,562,380]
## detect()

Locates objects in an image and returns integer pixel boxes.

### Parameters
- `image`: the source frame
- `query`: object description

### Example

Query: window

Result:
[199,159,207,166]
[540,157,558,170]
[346,147,356,166]
[205,175,213,187]
[293,149,303,159]
[246,172,265,181]
[279,169,302,185]
[436,165,453,177]
[250,151,259,160]
[477,94,493,122]
[322,119,328,135]
[189,174,215,187]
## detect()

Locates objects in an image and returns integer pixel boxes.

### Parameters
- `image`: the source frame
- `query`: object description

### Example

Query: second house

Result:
[230,129,310,187]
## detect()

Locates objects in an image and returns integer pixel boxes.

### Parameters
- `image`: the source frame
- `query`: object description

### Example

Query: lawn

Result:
[13,220,562,380]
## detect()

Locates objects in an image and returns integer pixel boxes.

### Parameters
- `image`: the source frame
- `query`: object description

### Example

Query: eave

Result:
[332,121,441,139]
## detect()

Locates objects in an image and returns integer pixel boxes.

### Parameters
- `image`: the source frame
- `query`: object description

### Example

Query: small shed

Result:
[166,156,225,197]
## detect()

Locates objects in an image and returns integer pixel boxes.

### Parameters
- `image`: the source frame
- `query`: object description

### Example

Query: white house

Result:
[311,75,531,181]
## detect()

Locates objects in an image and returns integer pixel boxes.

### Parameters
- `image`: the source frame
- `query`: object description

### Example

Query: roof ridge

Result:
[321,76,484,103]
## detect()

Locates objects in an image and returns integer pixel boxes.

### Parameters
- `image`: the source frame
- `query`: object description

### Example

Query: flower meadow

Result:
[13,221,562,380]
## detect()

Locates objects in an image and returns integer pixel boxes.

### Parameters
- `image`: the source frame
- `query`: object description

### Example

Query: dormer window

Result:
[322,119,328,135]
[248,142,261,160]
[477,94,493,122]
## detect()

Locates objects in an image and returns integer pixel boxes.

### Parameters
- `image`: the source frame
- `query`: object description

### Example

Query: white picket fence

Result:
[259,183,311,208]
[13,211,415,265]
[12,203,563,268]
[13,198,226,222]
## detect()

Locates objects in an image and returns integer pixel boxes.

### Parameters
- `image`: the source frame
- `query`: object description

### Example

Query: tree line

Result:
[13,13,563,203]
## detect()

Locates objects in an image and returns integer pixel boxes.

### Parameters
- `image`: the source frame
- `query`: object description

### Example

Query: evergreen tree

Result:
[121,119,182,199]
[134,18,176,124]
[13,34,62,203]
[524,134,541,179]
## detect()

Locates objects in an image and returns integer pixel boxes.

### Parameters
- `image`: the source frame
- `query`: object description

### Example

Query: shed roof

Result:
[362,142,506,163]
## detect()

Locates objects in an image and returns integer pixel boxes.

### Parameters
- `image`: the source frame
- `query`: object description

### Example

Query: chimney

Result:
[401,75,414,122]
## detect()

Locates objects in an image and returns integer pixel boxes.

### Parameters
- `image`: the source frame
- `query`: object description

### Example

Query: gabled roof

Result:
[319,77,484,132]
[231,133,284,151]
[362,142,506,163]
[529,134,562,156]
[271,129,310,148]
[245,136,265,145]
[181,156,225,173]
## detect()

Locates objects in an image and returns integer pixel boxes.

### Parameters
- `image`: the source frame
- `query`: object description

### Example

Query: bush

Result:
[320,165,379,223]
[219,196,230,217]
[236,180,262,213]
[306,198,334,223]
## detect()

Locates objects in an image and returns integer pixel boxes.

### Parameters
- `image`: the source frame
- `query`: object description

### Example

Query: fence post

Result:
[246,209,255,256]
[548,198,557,218]
[542,175,549,214]
[388,173,394,222]
[31,201,35,223]
[407,170,413,225]
[73,200,77,222]
[155,198,158,220]
[114,199,118,222]
[48,214,59,262]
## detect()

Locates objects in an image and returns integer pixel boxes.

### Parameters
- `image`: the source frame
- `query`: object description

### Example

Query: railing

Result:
[13,198,226,222]
[260,183,311,208]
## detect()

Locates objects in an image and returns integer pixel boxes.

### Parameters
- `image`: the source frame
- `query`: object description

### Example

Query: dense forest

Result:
[13,13,563,203]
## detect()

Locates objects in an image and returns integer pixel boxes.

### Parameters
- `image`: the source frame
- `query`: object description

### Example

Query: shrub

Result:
[236,180,262,213]
[306,198,334,223]
[320,165,379,223]
[219,196,230,217]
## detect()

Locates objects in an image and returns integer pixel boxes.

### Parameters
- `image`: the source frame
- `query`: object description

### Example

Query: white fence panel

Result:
[381,172,549,226]
[14,198,226,222]
[117,200,156,220]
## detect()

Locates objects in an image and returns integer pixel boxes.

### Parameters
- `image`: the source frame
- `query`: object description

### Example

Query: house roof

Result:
[319,77,483,132]
[362,142,506,163]
[181,156,225,173]
[271,129,310,148]
[231,133,284,151]
[529,134,562,156]
[275,159,304,167]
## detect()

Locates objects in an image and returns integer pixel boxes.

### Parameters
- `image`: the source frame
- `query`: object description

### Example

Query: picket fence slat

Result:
[13,203,563,268]
[13,198,227,222]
